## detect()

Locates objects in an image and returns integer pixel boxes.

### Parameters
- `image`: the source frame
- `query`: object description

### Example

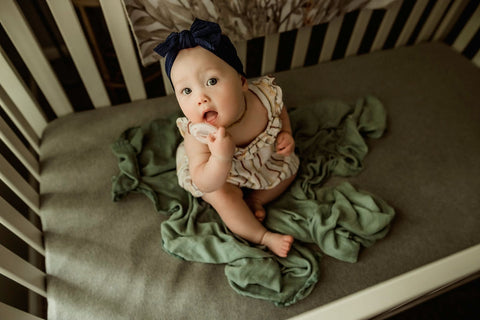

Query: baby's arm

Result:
[185,127,235,193]
[276,107,295,155]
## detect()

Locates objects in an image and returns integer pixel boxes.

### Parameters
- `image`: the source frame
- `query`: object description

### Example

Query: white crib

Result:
[1,0,479,319]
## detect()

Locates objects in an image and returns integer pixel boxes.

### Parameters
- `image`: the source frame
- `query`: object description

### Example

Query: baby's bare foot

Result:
[261,231,294,257]
[246,198,266,222]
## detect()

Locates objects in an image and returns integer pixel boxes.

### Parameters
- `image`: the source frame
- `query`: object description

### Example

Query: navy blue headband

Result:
[153,18,245,83]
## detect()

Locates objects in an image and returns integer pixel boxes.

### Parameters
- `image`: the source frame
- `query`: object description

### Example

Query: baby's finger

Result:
[277,143,293,155]
[216,126,226,138]
[208,133,216,143]
[276,136,288,150]
[208,127,223,143]
[276,141,284,152]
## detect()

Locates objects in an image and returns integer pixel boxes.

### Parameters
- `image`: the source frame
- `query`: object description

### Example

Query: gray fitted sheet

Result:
[40,42,480,319]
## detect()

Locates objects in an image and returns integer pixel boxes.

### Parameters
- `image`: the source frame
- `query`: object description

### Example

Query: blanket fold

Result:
[111,95,395,306]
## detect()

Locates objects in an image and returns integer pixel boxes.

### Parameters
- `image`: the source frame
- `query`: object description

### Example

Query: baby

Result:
[154,19,299,257]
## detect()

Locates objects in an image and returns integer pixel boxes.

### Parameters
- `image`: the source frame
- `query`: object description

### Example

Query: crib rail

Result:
[1,0,479,117]
[0,0,479,318]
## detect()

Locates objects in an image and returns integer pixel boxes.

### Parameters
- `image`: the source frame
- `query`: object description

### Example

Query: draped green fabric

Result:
[111,95,395,306]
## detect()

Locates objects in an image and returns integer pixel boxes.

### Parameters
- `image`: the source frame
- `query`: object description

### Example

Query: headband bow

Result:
[154,18,245,84]
[154,19,222,57]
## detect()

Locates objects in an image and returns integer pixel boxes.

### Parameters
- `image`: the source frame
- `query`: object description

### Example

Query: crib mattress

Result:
[39,42,480,319]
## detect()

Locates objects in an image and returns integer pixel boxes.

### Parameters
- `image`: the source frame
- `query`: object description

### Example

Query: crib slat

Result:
[346,9,373,57]
[452,4,480,53]
[0,196,44,256]
[472,50,480,68]
[0,49,45,140]
[0,87,40,155]
[415,0,451,44]
[473,50,480,68]
[0,301,44,320]
[262,33,280,74]
[46,0,111,108]
[0,116,40,181]
[291,244,480,320]
[0,154,39,215]
[0,244,46,297]
[99,0,147,101]
[0,0,73,117]
[395,0,429,47]
[433,0,469,41]
[319,15,344,63]
[371,0,403,52]
[291,26,313,69]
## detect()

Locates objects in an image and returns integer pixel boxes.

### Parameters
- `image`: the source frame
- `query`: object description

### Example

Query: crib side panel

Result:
[0,121,45,318]
[0,131,45,317]
[0,95,45,317]
[0,23,45,315]
[0,1,479,318]
[1,0,479,123]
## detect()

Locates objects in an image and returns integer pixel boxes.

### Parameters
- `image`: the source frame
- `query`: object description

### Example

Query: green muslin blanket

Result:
[111,95,395,306]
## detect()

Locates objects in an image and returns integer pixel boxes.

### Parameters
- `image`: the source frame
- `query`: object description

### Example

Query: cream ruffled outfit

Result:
[176,76,300,197]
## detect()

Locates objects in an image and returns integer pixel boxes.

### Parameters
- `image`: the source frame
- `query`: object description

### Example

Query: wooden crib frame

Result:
[1,0,479,319]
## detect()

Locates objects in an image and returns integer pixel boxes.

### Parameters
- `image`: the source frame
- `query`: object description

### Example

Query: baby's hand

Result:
[207,127,235,162]
[276,131,295,156]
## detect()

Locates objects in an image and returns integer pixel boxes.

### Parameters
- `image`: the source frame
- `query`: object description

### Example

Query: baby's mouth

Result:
[203,111,218,124]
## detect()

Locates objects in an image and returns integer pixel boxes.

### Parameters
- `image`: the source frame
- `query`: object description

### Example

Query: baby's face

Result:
[170,46,248,128]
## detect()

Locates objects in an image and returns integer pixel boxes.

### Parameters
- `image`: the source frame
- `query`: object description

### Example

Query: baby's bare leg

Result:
[245,174,296,222]
[202,183,293,257]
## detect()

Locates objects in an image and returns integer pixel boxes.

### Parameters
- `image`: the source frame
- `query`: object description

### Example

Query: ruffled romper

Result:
[176,76,300,197]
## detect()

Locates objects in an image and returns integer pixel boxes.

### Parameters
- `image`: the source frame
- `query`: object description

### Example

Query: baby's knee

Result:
[202,183,242,205]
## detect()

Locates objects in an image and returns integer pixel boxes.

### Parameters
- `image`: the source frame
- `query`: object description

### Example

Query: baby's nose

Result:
[197,93,209,105]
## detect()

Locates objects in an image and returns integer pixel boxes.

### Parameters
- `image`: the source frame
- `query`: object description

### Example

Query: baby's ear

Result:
[240,75,248,91]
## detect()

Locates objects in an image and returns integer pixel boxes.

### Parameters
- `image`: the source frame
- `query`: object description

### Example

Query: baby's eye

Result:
[182,88,192,95]
[207,78,217,86]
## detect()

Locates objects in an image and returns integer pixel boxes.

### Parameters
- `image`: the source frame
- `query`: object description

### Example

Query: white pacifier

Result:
[189,122,217,144]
